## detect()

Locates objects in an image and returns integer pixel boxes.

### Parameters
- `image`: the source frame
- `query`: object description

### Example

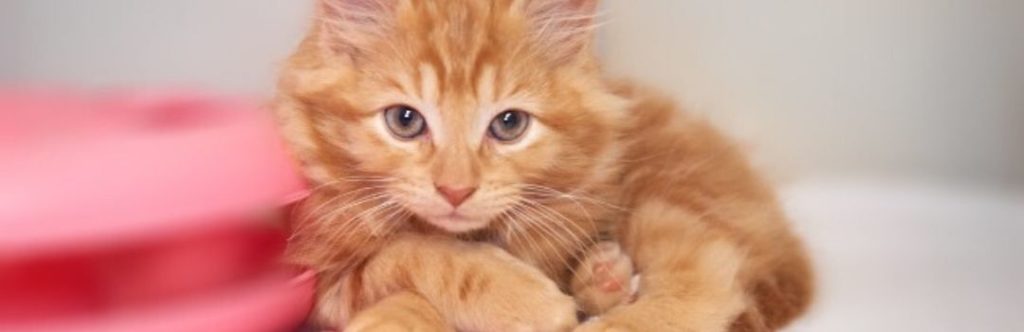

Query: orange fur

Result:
[275,0,813,331]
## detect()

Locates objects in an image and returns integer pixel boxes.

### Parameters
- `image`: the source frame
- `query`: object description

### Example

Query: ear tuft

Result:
[317,0,398,56]
[524,0,601,63]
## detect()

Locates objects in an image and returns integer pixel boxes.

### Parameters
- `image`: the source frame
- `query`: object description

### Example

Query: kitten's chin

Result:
[425,214,490,233]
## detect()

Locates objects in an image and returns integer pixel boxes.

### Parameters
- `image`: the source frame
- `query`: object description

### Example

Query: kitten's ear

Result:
[522,0,601,64]
[316,0,398,57]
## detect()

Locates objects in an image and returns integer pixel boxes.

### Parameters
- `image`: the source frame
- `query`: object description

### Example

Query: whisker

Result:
[511,200,581,277]
[289,182,399,239]
[322,198,396,252]
[300,186,386,221]
[516,184,607,241]
[526,203,598,277]
[369,201,407,236]
[501,208,558,276]
[520,188,604,244]
[516,193,606,279]
[297,187,393,247]
[316,192,392,228]
[338,198,396,235]
[520,183,626,212]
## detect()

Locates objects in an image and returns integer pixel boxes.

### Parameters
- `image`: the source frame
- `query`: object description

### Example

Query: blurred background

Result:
[2,1,1022,331]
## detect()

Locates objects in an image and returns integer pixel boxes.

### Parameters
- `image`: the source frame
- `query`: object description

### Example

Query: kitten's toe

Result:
[570,242,636,316]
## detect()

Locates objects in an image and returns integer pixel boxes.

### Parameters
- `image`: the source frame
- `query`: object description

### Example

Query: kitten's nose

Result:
[436,185,477,207]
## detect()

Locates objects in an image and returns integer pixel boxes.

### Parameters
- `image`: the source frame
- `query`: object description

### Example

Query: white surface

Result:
[781,179,1024,331]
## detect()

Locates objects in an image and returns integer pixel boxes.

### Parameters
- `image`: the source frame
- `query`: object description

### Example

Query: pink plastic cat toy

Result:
[0,89,315,332]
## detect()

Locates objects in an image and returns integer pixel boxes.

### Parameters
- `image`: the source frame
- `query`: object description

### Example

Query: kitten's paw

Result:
[500,305,578,332]
[574,296,735,332]
[570,242,636,316]
[344,317,413,332]
[573,307,651,332]
[344,292,451,332]
[487,273,579,331]
[461,247,579,332]
[574,319,629,332]
[345,312,449,332]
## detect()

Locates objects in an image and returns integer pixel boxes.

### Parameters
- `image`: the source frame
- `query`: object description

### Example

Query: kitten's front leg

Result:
[354,234,578,332]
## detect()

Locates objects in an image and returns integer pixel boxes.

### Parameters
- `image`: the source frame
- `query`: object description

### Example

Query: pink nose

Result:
[436,185,476,207]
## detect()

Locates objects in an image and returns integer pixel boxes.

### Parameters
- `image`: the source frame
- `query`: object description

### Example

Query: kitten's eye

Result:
[383,104,427,139]
[489,110,531,142]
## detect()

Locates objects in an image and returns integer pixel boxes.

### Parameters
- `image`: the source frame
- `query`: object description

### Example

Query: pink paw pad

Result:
[592,262,626,292]
[571,241,638,316]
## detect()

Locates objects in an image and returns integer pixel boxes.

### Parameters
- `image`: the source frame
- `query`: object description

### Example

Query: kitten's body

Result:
[276,0,812,331]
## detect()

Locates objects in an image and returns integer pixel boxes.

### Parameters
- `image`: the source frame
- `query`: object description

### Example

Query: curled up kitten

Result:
[275,0,813,331]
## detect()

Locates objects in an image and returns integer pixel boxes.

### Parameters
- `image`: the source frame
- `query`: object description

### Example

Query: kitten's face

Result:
[284,0,624,233]
[344,67,563,233]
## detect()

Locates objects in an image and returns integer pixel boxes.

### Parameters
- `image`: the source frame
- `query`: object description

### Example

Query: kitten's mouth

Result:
[444,211,469,220]
[426,212,488,233]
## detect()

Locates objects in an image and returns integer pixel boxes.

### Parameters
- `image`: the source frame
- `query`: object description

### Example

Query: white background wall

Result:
[2,0,1022,188]
[601,0,1024,188]
[1,0,312,95]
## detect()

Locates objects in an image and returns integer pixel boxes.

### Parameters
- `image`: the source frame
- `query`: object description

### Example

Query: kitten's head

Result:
[279,0,627,234]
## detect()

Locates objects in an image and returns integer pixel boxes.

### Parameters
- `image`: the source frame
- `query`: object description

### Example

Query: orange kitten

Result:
[275,0,813,331]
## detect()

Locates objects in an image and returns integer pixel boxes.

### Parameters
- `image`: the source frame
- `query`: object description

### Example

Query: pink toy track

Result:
[0,89,316,332]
